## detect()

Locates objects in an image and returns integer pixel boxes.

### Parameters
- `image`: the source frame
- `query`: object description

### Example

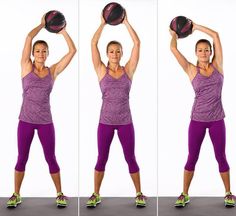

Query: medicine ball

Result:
[45,10,66,33]
[102,2,125,25]
[170,16,193,38]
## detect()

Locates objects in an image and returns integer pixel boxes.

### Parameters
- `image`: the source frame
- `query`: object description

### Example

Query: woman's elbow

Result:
[213,31,220,39]
[170,45,176,53]
[72,47,77,54]
[91,38,98,46]
[134,39,141,47]
[69,47,77,57]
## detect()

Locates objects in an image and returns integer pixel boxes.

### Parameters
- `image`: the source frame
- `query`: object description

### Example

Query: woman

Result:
[170,22,235,207]
[86,14,146,208]
[7,15,76,208]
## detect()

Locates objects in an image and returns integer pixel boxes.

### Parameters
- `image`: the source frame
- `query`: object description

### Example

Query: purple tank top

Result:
[99,66,132,125]
[191,64,225,122]
[19,66,54,124]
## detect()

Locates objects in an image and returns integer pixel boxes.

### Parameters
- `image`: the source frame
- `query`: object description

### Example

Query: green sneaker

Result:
[135,192,147,207]
[175,193,190,207]
[7,192,22,208]
[224,192,235,207]
[86,193,101,207]
[56,192,68,207]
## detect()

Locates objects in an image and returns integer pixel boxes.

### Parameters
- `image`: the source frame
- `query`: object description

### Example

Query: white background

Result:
[158,0,236,196]
[79,0,157,197]
[0,0,78,197]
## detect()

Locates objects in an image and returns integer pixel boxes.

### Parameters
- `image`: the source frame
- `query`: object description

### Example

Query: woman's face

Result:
[33,43,49,63]
[195,42,212,63]
[107,44,123,64]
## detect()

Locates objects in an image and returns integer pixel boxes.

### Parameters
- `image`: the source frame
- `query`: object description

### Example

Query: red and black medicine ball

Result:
[45,10,66,33]
[170,16,193,38]
[102,2,125,25]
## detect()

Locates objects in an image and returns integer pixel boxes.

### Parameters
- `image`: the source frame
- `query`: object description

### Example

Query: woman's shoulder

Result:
[21,62,34,78]
[98,64,107,82]
[121,65,126,71]
[211,62,223,74]
[186,63,197,79]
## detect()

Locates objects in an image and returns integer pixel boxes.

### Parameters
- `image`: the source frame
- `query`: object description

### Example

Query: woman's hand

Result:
[58,27,66,34]
[123,10,128,25]
[191,22,197,32]
[41,13,46,27]
[101,14,106,25]
[169,28,178,39]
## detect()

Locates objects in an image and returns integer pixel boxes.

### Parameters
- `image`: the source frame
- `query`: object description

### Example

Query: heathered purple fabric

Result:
[15,120,60,174]
[19,67,54,124]
[95,123,139,173]
[191,65,225,122]
[99,67,132,125]
[185,119,229,172]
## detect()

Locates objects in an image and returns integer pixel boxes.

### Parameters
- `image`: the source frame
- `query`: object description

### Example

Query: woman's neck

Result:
[34,62,45,71]
[198,62,210,70]
[108,63,120,72]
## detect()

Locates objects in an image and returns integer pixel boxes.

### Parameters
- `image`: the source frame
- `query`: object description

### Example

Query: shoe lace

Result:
[57,194,68,201]
[89,194,97,201]
[177,194,185,201]
[9,194,17,201]
[136,193,147,201]
[225,194,235,200]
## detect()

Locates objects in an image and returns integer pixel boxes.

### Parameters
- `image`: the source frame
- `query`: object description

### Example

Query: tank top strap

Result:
[210,63,218,72]
[47,66,51,75]
[121,66,126,72]
[196,66,200,74]
[31,64,35,73]
[47,67,53,80]
[106,66,109,74]
[121,66,129,78]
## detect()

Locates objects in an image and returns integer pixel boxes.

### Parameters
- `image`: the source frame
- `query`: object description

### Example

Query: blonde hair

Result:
[106,40,122,66]
[32,40,49,54]
[106,40,122,53]
[195,39,212,66]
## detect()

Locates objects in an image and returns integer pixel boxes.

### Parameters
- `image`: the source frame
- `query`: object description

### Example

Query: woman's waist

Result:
[101,101,130,111]
[192,97,223,109]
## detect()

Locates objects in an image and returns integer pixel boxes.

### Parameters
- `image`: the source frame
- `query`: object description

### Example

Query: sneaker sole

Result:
[7,201,22,208]
[57,201,67,208]
[136,203,146,208]
[86,200,101,208]
[225,203,235,208]
[174,200,190,207]
[57,204,67,208]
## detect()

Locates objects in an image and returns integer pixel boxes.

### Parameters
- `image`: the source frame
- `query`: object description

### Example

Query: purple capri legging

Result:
[95,123,140,173]
[15,120,60,174]
[185,119,229,173]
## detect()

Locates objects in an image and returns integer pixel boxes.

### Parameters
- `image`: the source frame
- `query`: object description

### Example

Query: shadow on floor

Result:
[80,197,157,216]
[159,197,236,216]
[0,197,78,216]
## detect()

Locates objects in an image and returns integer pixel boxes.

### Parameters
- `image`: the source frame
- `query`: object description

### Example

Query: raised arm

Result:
[169,29,195,80]
[123,14,140,79]
[193,23,223,72]
[50,29,77,79]
[21,16,45,77]
[91,16,106,80]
